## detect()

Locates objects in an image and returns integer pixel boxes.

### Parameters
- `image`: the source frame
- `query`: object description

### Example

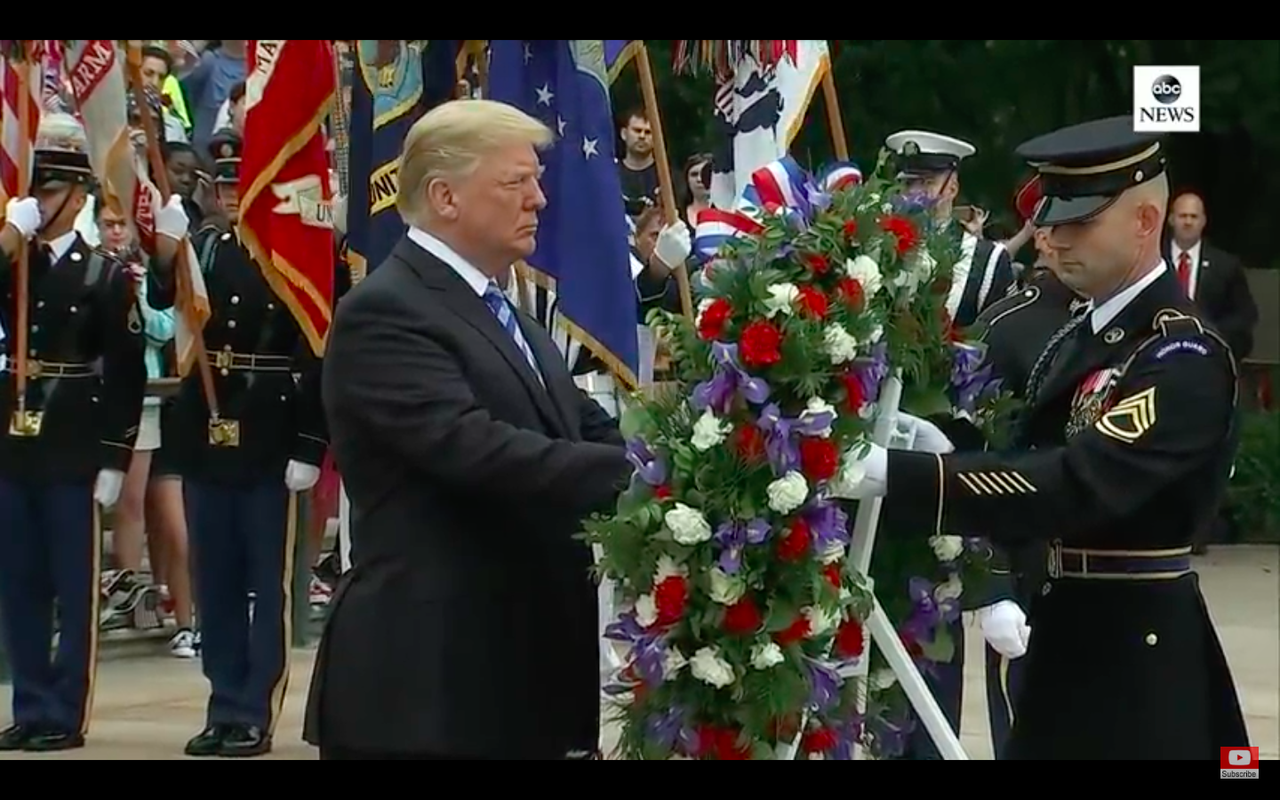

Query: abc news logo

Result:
[1133,66,1200,133]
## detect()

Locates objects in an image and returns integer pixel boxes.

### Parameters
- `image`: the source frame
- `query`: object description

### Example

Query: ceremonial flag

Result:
[346,39,461,280]
[66,40,211,376]
[604,40,640,83]
[1,48,41,210]
[489,40,638,387]
[709,39,831,210]
[239,39,336,357]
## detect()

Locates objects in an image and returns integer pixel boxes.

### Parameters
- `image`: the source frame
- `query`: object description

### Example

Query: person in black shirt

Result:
[616,107,659,218]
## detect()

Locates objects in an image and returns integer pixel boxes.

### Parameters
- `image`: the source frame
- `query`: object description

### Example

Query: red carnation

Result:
[698,298,732,341]
[837,277,864,311]
[879,215,918,256]
[696,725,752,760]
[842,219,858,240]
[823,563,842,590]
[653,575,688,627]
[799,437,840,482]
[802,727,838,754]
[735,424,765,463]
[796,285,828,320]
[841,371,865,413]
[803,252,830,275]
[774,616,811,646]
[723,597,763,635]
[834,618,865,659]
[653,485,672,500]
[899,628,924,659]
[777,518,811,562]
[739,320,783,368]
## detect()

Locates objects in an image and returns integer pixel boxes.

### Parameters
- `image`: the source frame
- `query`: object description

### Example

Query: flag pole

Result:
[9,48,34,436]
[122,42,221,421]
[633,43,693,321]
[819,47,849,161]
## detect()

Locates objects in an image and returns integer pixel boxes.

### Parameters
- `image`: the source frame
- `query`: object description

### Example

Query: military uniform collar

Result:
[40,230,81,263]
[1090,260,1167,334]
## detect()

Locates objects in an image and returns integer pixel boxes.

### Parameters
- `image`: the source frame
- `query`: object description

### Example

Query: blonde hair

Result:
[395,99,553,223]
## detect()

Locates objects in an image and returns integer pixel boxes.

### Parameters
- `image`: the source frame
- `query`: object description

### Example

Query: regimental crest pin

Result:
[1104,327,1124,344]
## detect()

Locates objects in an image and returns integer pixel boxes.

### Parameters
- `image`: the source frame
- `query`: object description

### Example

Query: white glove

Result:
[888,417,917,450]
[156,194,190,241]
[4,197,41,240]
[978,600,1031,659]
[93,469,126,508]
[828,443,888,499]
[653,222,691,270]
[894,411,955,454]
[285,459,321,493]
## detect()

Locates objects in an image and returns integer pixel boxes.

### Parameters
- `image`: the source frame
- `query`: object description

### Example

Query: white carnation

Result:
[762,283,799,318]
[708,567,746,605]
[694,297,714,328]
[690,646,736,688]
[750,641,785,670]
[690,409,731,451]
[844,255,883,297]
[929,535,965,563]
[635,594,658,627]
[655,554,686,581]
[664,503,712,545]
[935,574,964,603]
[871,668,898,690]
[799,397,837,437]
[827,450,868,499]
[766,471,809,514]
[867,324,884,344]
[820,540,845,565]
[663,647,688,678]
[805,605,837,637]
[823,324,860,364]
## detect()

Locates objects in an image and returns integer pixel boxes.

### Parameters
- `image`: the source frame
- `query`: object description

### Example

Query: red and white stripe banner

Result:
[0,50,42,212]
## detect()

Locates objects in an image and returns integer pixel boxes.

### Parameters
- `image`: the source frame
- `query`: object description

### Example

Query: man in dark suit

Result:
[304,99,630,761]
[1163,191,1257,361]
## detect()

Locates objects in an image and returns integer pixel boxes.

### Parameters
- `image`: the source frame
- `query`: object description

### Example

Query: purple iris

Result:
[950,343,999,415]
[804,499,850,556]
[603,612,668,687]
[714,518,771,574]
[830,714,865,760]
[892,189,937,215]
[851,341,890,406]
[900,577,961,670]
[646,705,699,755]
[692,342,770,416]
[625,438,666,487]
[756,402,835,476]
[806,659,842,712]
[866,713,913,759]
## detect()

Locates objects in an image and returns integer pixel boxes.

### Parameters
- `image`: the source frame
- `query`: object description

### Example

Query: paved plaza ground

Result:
[2,545,1276,761]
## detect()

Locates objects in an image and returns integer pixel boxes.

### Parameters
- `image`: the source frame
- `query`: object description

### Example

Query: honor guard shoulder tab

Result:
[1152,308,1206,338]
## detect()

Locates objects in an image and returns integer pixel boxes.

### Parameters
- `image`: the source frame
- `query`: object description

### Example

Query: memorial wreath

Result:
[583,153,1019,760]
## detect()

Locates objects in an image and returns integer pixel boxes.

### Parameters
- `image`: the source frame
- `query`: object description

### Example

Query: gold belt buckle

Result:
[208,417,240,447]
[25,359,43,379]
[8,410,44,437]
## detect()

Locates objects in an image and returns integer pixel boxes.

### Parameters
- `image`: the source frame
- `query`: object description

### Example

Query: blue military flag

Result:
[347,40,460,279]
[604,40,640,83]
[488,40,639,387]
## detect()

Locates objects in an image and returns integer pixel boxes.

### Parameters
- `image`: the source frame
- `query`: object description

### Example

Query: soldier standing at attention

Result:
[147,129,326,759]
[0,114,174,752]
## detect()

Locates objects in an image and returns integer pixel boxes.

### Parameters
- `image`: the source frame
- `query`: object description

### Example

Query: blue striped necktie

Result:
[482,282,544,385]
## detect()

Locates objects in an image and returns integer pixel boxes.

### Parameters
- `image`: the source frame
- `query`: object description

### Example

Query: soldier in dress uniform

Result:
[856,116,1250,759]
[0,114,150,752]
[886,130,1016,327]
[147,129,326,759]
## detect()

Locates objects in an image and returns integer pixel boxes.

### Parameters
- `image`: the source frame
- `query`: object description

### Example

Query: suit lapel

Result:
[394,238,569,437]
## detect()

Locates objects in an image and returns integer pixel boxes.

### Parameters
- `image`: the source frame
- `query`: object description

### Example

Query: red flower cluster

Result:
[697,724,752,760]
[803,252,830,275]
[723,597,763,635]
[837,277,864,311]
[879,215,918,256]
[801,726,838,754]
[774,616,810,646]
[734,424,765,463]
[653,575,688,627]
[840,371,865,413]
[834,618,865,659]
[799,437,839,482]
[796,285,828,319]
[698,298,732,341]
[777,518,811,562]
[739,320,782,367]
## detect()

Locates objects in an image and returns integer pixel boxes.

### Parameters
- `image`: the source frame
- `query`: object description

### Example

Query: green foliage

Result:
[1228,409,1280,542]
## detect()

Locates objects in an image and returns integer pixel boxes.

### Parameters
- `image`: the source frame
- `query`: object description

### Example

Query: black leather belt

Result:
[2,359,95,379]
[1048,543,1193,580]
[208,351,292,373]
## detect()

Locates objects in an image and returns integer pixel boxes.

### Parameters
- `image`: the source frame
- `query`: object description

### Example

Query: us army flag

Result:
[239,40,336,356]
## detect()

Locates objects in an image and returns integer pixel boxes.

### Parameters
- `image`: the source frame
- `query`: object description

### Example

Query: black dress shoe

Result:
[23,728,85,752]
[0,725,33,752]
[184,725,230,757]
[218,725,272,758]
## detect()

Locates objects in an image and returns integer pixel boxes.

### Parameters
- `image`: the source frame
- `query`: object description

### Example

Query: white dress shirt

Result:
[406,226,491,296]
[1089,260,1167,334]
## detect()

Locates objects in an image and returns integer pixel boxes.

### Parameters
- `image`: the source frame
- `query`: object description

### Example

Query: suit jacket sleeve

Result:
[881,334,1235,546]
[99,263,149,472]
[1213,254,1257,361]
[578,390,624,446]
[330,291,629,516]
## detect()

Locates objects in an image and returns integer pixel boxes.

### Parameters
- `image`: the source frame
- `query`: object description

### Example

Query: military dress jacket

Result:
[884,266,1249,759]
[1,235,147,481]
[148,225,327,484]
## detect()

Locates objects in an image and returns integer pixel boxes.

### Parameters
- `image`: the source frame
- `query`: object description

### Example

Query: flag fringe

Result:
[671,40,798,79]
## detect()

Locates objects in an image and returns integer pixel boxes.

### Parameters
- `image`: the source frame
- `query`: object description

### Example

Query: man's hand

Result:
[94,469,126,507]
[654,223,691,271]
[4,198,41,240]
[978,600,1031,659]
[285,459,321,493]
[156,194,190,241]
[894,411,955,454]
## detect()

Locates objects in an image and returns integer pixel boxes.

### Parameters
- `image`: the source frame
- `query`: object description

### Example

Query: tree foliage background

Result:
[611,40,1280,270]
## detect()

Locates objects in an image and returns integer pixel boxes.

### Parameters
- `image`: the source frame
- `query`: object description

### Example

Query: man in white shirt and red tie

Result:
[1163,191,1257,362]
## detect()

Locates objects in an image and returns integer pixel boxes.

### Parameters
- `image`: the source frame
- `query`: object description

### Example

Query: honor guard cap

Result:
[208,128,241,185]
[32,113,93,188]
[1016,115,1166,226]
[885,129,976,178]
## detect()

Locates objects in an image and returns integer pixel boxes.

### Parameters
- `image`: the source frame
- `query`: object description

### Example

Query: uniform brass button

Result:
[30,325,38,333]
[227,320,237,329]
[223,345,232,352]
[69,305,77,313]
[1041,583,1052,596]
[70,251,83,262]
[36,300,44,309]
[221,233,232,242]
[220,369,230,377]
[267,303,275,310]
[28,349,36,357]
[230,295,240,305]
[1145,633,1158,646]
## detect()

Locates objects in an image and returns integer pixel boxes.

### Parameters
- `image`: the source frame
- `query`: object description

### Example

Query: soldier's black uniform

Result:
[0,144,146,752]
[147,130,328,759]
[965,266,1079,758]
[882,117,1249,759]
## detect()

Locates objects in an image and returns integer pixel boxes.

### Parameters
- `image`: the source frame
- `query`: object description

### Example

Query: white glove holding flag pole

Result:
[893,411,955,454]
[94,469,126,507]
[654,223,692,270]
[4,197,42,240]
[285,460,321,493]
[978,600,1031,659]
[156,194,189,241]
